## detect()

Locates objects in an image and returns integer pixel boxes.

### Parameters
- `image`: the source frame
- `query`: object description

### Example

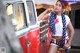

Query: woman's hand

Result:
[38,8,54,21]
[63,41,71,49]
[45,8,55,13]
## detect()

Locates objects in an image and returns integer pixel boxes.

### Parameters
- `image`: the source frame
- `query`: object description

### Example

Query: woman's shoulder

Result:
[64,15,70,20]
[64,15,70,25]
[65,15,69,18]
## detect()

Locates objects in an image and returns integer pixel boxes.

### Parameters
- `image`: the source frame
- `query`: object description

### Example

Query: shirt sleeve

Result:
[48,13,51,16]
[65,15,70,26]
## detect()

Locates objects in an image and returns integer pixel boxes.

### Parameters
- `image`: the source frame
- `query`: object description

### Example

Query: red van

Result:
[3,0,51,53]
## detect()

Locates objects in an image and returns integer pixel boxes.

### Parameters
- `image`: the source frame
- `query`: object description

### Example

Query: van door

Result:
[5,0,40,53]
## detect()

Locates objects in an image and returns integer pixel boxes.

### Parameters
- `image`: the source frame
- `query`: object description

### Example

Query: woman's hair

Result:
[57,0,71,11]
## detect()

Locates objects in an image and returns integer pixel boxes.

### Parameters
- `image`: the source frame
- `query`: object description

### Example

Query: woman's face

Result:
[55,1,63,13]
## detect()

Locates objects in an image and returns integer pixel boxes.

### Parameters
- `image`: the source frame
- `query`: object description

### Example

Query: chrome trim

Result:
[40,28,48,34]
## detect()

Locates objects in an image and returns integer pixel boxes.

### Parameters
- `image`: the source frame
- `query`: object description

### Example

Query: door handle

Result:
[27,41,31,47]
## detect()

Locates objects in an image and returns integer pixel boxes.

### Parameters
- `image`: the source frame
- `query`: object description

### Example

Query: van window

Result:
[6,3,27,31]
[26,1,36,25]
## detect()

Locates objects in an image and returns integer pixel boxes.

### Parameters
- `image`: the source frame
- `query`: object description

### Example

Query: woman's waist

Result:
[52,33,68,36]
[51,35,68,40]
[52,36,62,40]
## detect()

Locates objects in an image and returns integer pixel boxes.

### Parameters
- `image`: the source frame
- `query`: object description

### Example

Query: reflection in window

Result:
[7,3,27,31]
[27,1,36,25]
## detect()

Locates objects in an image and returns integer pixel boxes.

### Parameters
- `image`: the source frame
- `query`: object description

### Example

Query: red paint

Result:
[19,28,52,53]
[19,28,40,53]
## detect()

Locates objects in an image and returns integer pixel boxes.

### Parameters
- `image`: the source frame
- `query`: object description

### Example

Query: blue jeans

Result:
[65,49,70,53]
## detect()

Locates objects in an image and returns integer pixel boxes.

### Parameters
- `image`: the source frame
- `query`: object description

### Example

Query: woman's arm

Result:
[64,21,74,49]
[67,21,75,44]
[37,8,54,21]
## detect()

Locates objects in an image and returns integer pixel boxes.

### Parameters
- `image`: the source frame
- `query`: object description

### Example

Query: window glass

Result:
[26,1,36,25]
[6,3,27,31]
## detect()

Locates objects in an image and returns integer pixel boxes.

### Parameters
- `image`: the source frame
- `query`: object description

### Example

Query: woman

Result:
[38,0,74,53]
